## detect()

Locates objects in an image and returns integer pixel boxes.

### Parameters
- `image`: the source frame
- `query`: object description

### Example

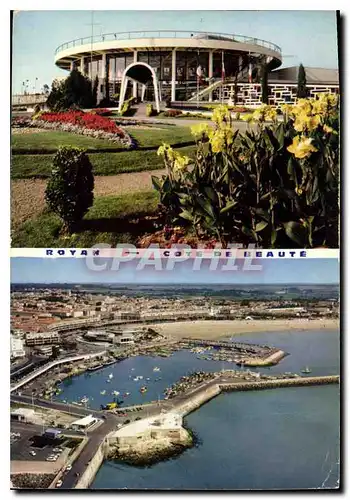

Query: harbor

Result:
[10,327,340,489]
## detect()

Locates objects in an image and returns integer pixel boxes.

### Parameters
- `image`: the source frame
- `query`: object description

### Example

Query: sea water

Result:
[57,329,340,490]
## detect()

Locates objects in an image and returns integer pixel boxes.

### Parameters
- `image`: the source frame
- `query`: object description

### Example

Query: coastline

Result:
[149,318,339,340]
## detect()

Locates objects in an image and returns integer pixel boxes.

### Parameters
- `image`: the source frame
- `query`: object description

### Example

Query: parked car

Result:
[29,451,36,456]
[55,480,63,488]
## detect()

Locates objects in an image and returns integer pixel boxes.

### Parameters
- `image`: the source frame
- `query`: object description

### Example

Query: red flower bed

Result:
[39,110,124,136]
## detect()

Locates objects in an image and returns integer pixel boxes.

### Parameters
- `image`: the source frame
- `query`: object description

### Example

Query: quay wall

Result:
[75,440,107,490]
[241,349,286,366]
[172,384,222,417]
[219,375,339,392]
[170,375,339,418]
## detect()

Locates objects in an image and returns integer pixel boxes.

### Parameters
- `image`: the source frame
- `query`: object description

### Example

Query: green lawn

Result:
[11,145,197,179]
[11,131,128,152]
[12,125,194,153]
[124,125,194,147]
[12,191,159,247]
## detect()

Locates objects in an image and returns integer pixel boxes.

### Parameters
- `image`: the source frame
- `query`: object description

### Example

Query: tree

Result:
[64,69,94,108]
[46,70,94,111]
[260,63,269,104]
[45,147,94,234]
[297,63,308,98]
[92,75,99,107]
[46,78,66,111]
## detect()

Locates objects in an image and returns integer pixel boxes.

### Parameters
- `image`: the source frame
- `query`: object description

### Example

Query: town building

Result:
[54,30,338,109]
[10,335,25,359]
[25,331,60,346]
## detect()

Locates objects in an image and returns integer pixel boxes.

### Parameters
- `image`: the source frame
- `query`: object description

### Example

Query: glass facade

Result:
[85,48,254,102]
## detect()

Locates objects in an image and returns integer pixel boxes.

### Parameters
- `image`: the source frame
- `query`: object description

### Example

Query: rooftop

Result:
[55,30,282,56]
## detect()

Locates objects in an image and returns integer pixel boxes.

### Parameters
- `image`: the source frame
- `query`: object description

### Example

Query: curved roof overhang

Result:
[55,37,282,71]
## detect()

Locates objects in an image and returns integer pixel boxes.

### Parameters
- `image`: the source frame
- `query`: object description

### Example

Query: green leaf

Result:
[283,221,307,247]
[255,221,268,232]
[242,226,258,242]
[204,186,218,203]
[151,176,162,191]
[220,201,237,214]
[197,197,216,220]
[271,229,278,246]
[179,210,194,222]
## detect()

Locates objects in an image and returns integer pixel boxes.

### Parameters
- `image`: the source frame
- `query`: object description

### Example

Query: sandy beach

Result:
[148,318,339,340]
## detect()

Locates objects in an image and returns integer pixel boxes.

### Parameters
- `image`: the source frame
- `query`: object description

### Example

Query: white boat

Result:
[80,397,89,404]
[112,391,120,396]
[109,373,114,379]
[100,390,106,395]
[153,367,160,372]
[301,366,312,374]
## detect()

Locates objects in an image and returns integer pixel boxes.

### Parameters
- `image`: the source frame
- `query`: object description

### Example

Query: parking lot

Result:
[10,422,72,465]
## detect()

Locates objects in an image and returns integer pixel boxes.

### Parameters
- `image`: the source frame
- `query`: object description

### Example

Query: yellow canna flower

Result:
[157,143,172,157]
[252,108,265,122]
[242,114,254,123]
[265,107,277,121]
[295,187,303,195]
[287,135,318,159]
[212,105,231,125]
[280,104,294,116]
[191,123,211,139]
[293,113,321,132]
[209,129,226,153]
[173,153,191,172]
[323,124,337,135]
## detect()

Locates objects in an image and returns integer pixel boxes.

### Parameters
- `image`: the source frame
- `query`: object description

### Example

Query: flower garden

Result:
[11,94,339,248]
[12,110,134,147]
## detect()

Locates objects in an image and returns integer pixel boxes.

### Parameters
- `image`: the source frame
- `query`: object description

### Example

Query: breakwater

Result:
[167,374,339,418]
[71,374,339,488]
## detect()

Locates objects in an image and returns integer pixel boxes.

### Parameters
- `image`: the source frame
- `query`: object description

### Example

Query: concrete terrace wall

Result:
[75,440,107,490]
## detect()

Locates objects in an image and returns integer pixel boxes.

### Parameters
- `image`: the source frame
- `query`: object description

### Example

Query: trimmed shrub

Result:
[45,146,94,233]
[163,109,182,118]
[146,104,155,117]
[120,97,135,117]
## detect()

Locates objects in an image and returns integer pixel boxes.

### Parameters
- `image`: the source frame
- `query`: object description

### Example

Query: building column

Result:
[171,49,176,102]
[80,57,87,76]
[100,53,109,100]
[133,50,138,98]
[208,50,213,102]
[70,61,74,72]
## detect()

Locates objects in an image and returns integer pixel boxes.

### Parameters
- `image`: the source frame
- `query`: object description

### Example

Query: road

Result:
[60,413,118,489]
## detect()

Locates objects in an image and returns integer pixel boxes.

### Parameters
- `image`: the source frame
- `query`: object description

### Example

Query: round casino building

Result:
[54,30,283,111]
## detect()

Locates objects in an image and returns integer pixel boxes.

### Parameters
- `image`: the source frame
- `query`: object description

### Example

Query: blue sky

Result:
[11,258,339,285]
[12,10,338,94]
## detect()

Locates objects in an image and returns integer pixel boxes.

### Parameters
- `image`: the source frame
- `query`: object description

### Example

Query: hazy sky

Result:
[12,10,339,94]
[11,258,339,285]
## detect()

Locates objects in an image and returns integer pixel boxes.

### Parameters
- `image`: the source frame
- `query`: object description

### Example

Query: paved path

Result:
[11,168,166,228]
